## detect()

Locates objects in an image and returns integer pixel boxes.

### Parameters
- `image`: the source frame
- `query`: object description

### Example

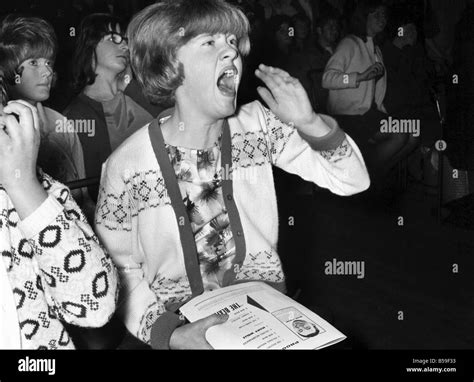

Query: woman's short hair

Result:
[127,0,251,106]
[349,0,386,42]
[71,13,125,92]
[0,15,57,87]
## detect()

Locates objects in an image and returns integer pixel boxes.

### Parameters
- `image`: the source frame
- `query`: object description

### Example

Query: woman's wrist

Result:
[5,178,48,220]
[297,112,331,138]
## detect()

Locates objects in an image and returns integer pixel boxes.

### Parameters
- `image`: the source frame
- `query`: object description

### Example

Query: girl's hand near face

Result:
[0,100,47,219]
[255,64,330,137]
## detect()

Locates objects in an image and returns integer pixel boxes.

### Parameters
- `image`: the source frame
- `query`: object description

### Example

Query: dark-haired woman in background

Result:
[64,13,163,203]
[322,0,419,179]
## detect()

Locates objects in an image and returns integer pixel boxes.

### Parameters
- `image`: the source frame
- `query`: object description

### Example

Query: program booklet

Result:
[179,281,346,350]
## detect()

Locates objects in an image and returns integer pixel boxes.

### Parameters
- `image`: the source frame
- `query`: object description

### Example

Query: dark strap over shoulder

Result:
[147,111,247,298]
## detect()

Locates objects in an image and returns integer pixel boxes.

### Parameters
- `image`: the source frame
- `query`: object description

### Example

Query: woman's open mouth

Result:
[217,66,238,98]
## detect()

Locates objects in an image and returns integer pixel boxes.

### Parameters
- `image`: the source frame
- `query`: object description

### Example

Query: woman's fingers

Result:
[0,120,11,145]
[258,64,294,86]
[14,99,40,132]
[255,67,285,90]
[8,100,39,131]
[3,101,37,140]
[257,86,278,110]
[262,64,291,79]
[0,114,22,142]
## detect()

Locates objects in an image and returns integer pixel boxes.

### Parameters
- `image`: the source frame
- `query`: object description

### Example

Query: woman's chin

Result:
[218,97,238,117]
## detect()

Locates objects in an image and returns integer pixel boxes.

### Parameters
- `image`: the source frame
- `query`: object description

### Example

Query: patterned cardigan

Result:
[95,101,370,348]
[0,171,118,349]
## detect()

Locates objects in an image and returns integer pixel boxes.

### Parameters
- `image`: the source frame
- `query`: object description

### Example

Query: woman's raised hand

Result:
[255,64,318,131]
[0,100,41,190]
[0,100,47,219]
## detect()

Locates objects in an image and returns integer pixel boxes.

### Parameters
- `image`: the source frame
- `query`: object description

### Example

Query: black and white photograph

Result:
[0,0,473,379]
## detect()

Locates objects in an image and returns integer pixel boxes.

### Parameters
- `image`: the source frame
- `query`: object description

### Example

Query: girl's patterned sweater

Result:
[95,101,370,347]
[0,172,118,349]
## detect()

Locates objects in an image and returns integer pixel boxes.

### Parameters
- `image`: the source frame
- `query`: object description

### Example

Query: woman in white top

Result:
[323,0,419,177]
[95,0,370,349]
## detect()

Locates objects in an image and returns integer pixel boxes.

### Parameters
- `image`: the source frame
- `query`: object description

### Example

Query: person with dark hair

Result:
[95,0,369,349]
[307,11,341,113]
[261,15,294,70]
[0,84,118,349]
[291,12,313,52]
[322,0,419,178]
[64,13,163,204]
[0,15,87,200]
[381,7,439,148]
[315,11,341,55]
[323,0,388,116]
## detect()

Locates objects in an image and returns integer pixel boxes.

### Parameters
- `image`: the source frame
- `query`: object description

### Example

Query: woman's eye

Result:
[230,39,238,46]
[204,40,215,46]
[29,60,37,66]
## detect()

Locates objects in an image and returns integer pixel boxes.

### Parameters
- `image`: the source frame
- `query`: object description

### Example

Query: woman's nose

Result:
[41,65,53,78]
[221,45,239,61]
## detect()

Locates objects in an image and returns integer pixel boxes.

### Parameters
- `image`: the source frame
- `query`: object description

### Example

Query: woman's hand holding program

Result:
[255,64,330,137]
[169,313,228,350]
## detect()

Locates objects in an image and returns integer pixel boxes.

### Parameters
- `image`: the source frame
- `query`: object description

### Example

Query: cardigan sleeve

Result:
[17,173,118,327]
[259,103,370,196]
[322,37,360,90]
[95,160,184,348]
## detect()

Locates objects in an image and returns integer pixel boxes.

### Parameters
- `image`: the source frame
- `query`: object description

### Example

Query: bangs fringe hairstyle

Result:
[72,13,125,92]
[0,15,57,87]
[127,0,251,106]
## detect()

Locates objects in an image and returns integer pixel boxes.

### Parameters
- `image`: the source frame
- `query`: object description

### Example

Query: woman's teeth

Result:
[217,69,238,96]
